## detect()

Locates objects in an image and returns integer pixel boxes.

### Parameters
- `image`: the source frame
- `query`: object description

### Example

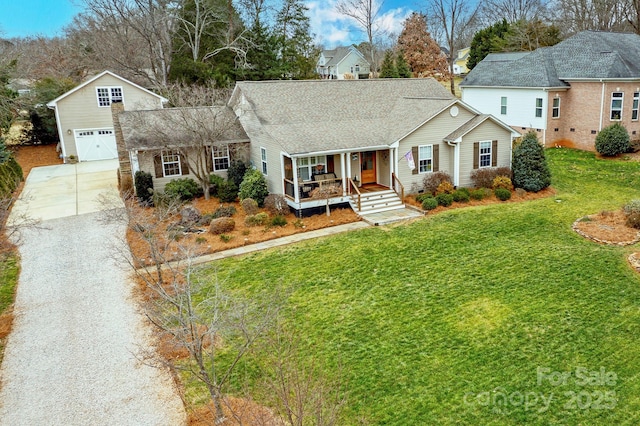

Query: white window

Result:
[611,92,623,120]
[212,145,229,171]
[355,65,360,72]
[479,141,492,168]
[297,156,327,181]
[162,150,181,177]
[96,86,123,107]
[633,92,639,121]
[260,147,268,175]
[500,97,507,115]
[552,97,560,118]
[418,145,432,174]
[535,98,543,118]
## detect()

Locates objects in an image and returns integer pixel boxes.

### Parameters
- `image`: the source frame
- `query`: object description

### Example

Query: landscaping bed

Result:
[573,209,640,245]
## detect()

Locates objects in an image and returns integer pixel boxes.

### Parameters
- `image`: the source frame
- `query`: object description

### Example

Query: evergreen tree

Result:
[379,51,398,78]
[275,0,317,79]
[467,19,511,71]
[396,51,412,78]
[242,21,283,80]
[512,131,551,192]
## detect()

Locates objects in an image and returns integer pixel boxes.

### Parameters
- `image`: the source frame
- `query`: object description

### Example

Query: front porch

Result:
[281,148,406,215]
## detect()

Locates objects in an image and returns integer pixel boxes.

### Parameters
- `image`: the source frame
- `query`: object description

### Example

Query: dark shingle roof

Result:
[461,31,640,88]
[233,79,457,154]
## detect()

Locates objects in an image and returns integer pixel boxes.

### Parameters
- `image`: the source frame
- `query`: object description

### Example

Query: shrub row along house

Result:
[48,72,518,216]
[461,31,640,151]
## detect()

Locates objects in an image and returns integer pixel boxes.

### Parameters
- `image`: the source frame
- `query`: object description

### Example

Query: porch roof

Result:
[233,79,456,155]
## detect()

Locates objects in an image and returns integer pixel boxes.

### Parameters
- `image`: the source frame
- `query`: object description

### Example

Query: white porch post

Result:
[453,143,460,187]
[292,156,300,203]
[340,153,347,195]
[346,152,352,184]
[388,148,394,187]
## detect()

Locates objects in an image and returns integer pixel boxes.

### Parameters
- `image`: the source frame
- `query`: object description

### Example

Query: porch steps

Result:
[350,189,405,215]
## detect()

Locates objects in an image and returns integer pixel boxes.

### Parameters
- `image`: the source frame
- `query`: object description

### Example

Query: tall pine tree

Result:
[379,51,398,78]
[275,0,317,79]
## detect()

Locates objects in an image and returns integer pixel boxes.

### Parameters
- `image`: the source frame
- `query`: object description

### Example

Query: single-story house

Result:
[316,46,371,80]
[47,70,167,162]
[114,105,249,192]
[461,31,640,150]
[227,79,519,213]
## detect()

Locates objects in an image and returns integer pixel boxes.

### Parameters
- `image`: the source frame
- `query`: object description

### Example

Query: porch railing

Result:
[391,172,404,201]
[283,177,343,200]
[348,178,361,211]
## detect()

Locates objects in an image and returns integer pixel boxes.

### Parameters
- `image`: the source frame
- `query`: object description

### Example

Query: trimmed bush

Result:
[595,123,630,156]
[245,212,269,227]
[164,178,202,201]
[270,215,287,227]
[212,205,237,218]
[470,166,512,189]
[134,170,154,205]
[512,131,551,192]
[422,197,438,210]
[227,160,249,189]
[626,213,640,229]
[470,189,486,200]
[209,174,224,196]
[239,168,269,206]
[264,194,289,216]
[494,187,512,201]
[240,198,259,215]
[198,213,215,226]
[435,193,453,207]
[415,193,433,203]
[423,171,452,195]
[435,181,454,195]
[452,189,470,202]
[492,176,513,191]
[209,217,235,234]
[216,180,238,203]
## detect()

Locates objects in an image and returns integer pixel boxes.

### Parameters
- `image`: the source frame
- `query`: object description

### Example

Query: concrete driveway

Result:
[9,159,123,222]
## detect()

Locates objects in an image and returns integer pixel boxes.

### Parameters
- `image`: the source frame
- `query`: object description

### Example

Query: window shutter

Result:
[205,146,213,172]
[154,153,163,178]
[433,145,440,172]
[492,140,498,167]
[473,142,479,169]
[411,146,419,175]
[180,153,189,175]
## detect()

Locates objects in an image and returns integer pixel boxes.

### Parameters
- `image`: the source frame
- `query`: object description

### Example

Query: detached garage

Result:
[47,70,167,163]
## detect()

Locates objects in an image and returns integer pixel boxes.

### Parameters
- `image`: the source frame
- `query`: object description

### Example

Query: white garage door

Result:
[75,129,118,161]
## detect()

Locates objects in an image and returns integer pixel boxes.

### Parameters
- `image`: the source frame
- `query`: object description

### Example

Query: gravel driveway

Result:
[0,164,185,425]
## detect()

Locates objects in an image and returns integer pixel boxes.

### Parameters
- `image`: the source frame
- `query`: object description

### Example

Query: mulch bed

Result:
[573,209,640,246]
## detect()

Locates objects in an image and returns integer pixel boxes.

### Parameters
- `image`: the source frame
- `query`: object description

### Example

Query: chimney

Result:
[111,100,133,192]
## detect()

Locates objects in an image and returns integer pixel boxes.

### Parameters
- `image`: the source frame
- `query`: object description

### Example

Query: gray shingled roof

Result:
[234,79,457,154]
[323,47,352,67]
[118,106,248,150]
[461,30,640,88]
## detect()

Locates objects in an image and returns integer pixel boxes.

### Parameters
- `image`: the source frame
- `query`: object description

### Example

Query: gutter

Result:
[599,79,605,131]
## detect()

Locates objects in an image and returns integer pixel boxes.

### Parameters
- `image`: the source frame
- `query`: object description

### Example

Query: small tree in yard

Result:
[512,131,551,192]
[595,123,630,156]
[239,168,269,206]
[310,183,342,216]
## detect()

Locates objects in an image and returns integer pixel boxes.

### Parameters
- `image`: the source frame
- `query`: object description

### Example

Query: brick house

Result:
[460,31,640,150]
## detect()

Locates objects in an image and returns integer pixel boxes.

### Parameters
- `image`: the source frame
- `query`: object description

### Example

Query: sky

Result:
[0,0,416,48]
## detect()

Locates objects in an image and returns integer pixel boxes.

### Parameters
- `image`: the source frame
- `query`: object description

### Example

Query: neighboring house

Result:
[115,106,250,192]
[47,70,167,162]
[460,31,640,150]
[453,47,470,75]
[228,79,518,214]
[316,46,371,79]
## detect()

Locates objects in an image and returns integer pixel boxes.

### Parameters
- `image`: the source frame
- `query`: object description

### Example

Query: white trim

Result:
[610,91,624,121]
[443,115,521,142]
[260,147,268,175]
[633,92,639,121]
[453,143,460,187]
[552,97,561,118]
[599,81,605,131]
[53,106,66,158]
[161,149,182,177]
[291,156,300,203]
[417,145,433,174]
[340,153,347,195]
[212,144,230,171]
[479,140,492,168]
[96,86,124,107]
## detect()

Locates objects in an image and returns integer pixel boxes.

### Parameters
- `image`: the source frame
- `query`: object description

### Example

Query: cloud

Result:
[306,0,413,48]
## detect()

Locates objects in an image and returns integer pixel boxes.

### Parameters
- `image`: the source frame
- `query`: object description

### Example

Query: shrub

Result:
[264,194,288,216]
[470,167,512,189]
[227,160,249,189]
[452,189,470,202]
[245,212,269,227]
[164,178,202,201]
[239,168,269,206]
[423,171,452,195]
[415,193,433,203]
[626,213,640,229]
[494,187,512,201]
[198,213,215,226]
[134,170,154,205]
[470,189,486,200]
[623,200,640,216]
[212,205,237,218]
[240,198,259,215]
[422,197,438,210]
[209,174,224,196]
[209,217,235,234]
[270,215,287,227]
[220,234,233,242]
[492,176,514,191]
[512,131,551,192]
[435,193,453,207]
[595,123,631,156]
[216,180,238,203]
[435,181,454,195]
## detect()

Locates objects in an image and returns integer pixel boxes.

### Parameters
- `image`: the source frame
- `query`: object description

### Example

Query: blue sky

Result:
[0,0,415,47]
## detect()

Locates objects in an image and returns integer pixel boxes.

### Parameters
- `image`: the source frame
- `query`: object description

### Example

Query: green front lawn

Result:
[195,149,640,425]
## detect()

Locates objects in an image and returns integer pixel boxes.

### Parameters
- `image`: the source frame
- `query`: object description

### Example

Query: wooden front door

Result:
[361,151,376,184]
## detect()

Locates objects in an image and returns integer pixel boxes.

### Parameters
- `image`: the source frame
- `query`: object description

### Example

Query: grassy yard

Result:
[0,254,19,361]
[193,149,640,425]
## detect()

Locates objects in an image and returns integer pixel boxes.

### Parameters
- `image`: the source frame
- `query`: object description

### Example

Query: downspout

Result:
[599,79,605,131]
[446,140,460,187]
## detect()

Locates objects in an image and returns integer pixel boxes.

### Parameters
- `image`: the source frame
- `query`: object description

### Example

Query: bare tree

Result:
[549,0,633,34]
[480,0,549,25]
[336,0,385,76]
[427,0,480,94]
